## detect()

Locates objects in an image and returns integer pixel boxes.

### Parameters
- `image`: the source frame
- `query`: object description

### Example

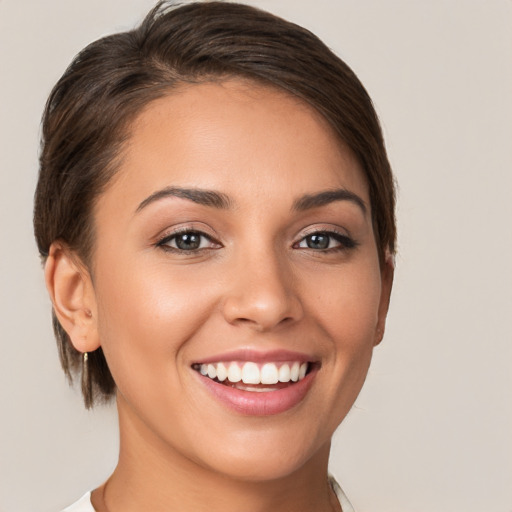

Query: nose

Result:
[221,249,303,332]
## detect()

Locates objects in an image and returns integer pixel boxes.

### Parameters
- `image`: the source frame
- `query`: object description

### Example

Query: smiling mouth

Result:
[192,361,311,392]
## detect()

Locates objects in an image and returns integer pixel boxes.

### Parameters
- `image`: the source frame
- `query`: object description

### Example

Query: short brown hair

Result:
[34,1,396,407]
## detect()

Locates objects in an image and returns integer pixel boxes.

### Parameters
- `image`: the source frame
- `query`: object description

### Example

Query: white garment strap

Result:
[329,476,356,512]
[61,491,94,512]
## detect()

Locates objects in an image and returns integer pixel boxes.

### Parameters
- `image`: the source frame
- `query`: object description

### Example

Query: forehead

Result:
[102,79,369,212]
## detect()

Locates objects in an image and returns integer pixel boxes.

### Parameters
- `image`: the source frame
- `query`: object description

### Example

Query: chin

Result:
[190,426,330,483]
[204,451,316,483]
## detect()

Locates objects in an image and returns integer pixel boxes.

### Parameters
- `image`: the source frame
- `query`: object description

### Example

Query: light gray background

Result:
[1,1,511,511]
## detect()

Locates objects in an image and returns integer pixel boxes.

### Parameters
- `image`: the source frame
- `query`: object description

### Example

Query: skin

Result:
[46,80,393,512]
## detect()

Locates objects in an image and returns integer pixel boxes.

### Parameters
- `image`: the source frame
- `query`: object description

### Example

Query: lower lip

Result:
[196,370,316,416]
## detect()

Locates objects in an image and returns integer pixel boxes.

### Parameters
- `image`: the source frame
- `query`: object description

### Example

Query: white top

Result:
[61,476,355,512]
[61,492,93,512]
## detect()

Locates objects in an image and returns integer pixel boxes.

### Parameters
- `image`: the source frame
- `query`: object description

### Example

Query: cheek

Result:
[306,256,382,403]
[308,260,382,346]
[91,257,216,388]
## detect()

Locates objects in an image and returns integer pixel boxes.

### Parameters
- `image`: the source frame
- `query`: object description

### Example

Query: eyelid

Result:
[155,224,222,251]
[293,225,359,251]
[296,224,352,242]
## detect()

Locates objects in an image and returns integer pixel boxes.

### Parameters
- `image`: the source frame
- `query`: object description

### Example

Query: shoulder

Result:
[329,475,356,512]
[60,492,94,512]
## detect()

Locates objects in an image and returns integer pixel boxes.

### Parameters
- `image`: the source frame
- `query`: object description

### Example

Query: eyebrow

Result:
[136,186,232,212]
[293,188,367,214]
[135,185,366,215]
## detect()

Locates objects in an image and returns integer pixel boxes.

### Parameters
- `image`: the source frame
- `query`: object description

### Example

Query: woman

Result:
[34,1,395,511]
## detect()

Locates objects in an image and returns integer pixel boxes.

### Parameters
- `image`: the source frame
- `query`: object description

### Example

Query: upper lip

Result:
[192,348,316,365]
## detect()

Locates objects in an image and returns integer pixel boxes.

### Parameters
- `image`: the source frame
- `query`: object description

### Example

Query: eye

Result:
[295,231,357,251]
[157,230,220,252]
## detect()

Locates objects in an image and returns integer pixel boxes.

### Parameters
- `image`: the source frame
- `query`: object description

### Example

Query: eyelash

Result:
[156,229,221,253]
[293,230,358,253]
[156,228,358,254]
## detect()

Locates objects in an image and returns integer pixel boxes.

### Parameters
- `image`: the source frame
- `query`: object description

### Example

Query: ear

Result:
[374,252,394,346]
[45,242,100,353]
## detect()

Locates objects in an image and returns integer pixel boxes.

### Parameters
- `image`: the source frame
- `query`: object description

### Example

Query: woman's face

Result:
[84,80,392,480]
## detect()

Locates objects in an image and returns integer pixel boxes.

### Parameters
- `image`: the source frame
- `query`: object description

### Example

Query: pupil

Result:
[307,234,329,249]
[176,233,200,250]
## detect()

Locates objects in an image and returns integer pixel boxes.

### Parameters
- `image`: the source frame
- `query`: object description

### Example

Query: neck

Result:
[92,396,338,512]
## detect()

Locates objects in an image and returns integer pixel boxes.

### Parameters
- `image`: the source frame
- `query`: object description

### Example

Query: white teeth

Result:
[290,362,300,382]
[207,364,216,379]
[227,362,242,383]
[278,364,291,382]
[196,361,309,385]
[216,362,227,382]
[261,363,279,385]
[242,362,260,384]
